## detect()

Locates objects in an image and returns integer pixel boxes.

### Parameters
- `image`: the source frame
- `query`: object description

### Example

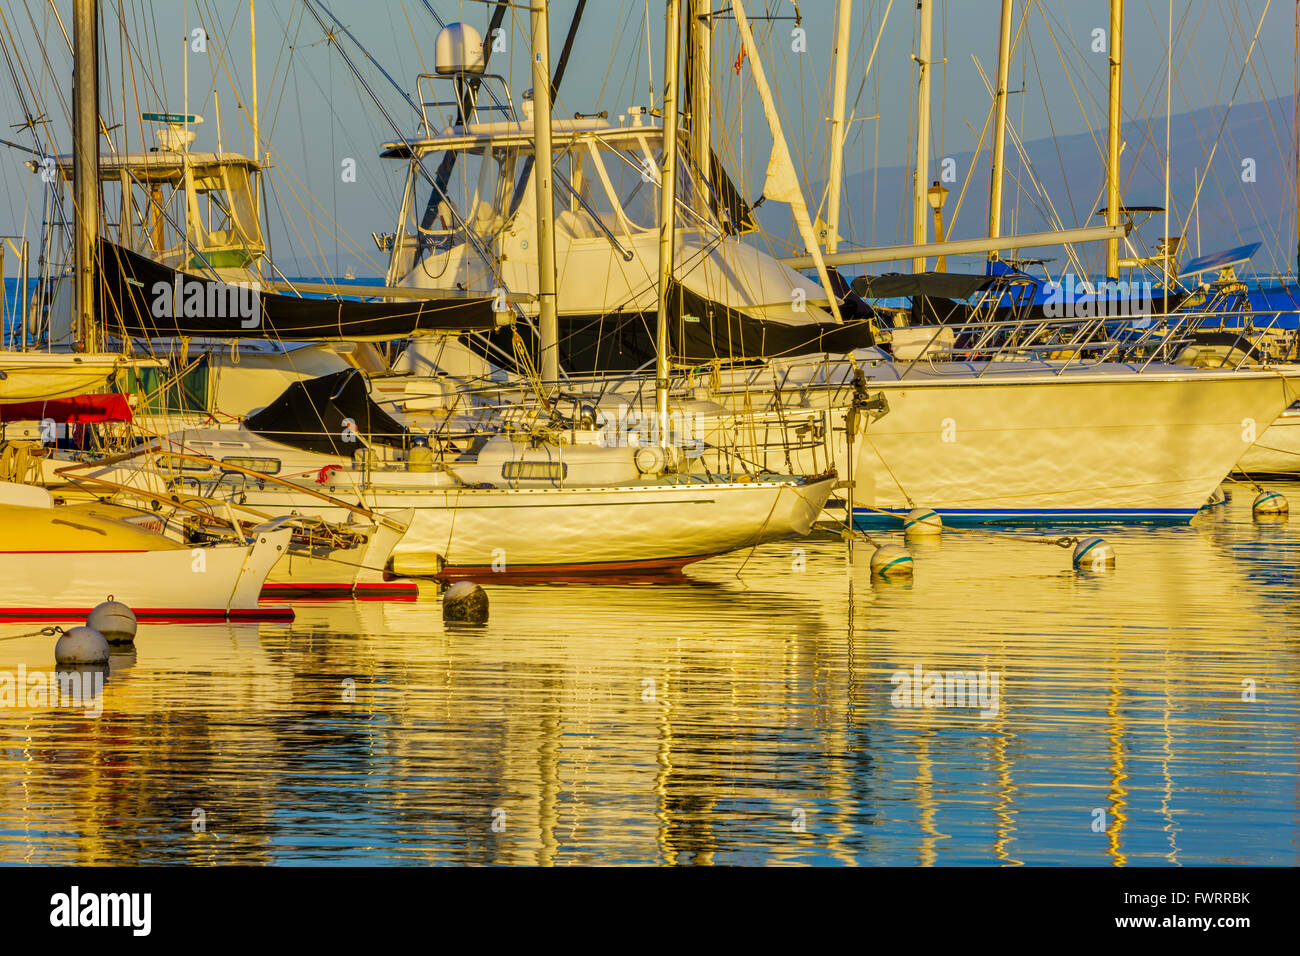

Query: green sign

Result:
[142,112,197,124]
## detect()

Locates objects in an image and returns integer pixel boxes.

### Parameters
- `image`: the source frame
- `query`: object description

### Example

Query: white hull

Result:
[261,512,416,597]
[1236,406,1300,475]
[834,367,1297,523]
[387,479,834,576]
[158,477,835,577]
[0,529,292,620]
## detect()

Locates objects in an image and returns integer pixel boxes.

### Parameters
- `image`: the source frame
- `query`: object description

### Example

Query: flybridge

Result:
[378,116,628,157]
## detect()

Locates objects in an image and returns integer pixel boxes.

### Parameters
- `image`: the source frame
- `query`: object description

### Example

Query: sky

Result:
[0,0,1296,278]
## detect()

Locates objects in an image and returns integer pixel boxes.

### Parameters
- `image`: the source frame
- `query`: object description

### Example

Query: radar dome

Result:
[435,23,486,75]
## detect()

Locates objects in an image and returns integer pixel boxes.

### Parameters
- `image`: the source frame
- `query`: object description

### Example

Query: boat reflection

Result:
[0,492,1296,864]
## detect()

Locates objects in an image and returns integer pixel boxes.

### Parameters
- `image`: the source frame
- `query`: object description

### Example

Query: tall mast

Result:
[250,0,259,165]
[825,0,852,255]
[531,0,559,387]
[685,0,712,181]
[911,0,933,272]
[655,0,683,446]
[1105,0,1124,279]
[1162,0,1172,293]
[72,0,99,352]
[988,0,1014,259]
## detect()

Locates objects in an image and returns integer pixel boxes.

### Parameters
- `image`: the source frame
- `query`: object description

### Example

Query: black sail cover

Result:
[245,370,407,456]
[97,239,498,340]
[667,279,876,361]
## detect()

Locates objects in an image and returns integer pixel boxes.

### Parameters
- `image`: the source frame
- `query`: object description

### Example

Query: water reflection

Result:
[1,483,1298,865]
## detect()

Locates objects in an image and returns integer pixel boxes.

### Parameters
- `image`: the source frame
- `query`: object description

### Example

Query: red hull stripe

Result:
[0,606,294,622]
[436,552,719,578]
[261,582,418,601]
[0,550,154,555]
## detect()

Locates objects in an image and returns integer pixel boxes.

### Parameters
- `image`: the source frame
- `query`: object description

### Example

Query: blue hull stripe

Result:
[852,506,1199,528]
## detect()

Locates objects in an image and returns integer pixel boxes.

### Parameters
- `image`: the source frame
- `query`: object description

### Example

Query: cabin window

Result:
[501,461,566,481]
[153,455,212,473]
[125,354,210,414]
[221,456,280,475]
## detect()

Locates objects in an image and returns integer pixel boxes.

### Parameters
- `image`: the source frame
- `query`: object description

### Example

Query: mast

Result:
[988,0,1014,259]
[655,0,683,446]
[1170,0,1180,295]
[1105,0,1124,279]
[685,0,712,182]
[911,0,933,272]
[826,0,852,255]
[250,0,259,165]
[531,0,559,387]
[72,0,99,352]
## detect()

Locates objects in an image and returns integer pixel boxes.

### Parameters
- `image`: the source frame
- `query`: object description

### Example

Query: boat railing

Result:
[415,72,516,136]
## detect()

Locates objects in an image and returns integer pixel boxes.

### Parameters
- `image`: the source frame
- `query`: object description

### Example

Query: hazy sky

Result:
[0,0,1293,276]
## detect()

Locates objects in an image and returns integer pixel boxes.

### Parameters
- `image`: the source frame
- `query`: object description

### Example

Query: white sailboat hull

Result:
[389,478,834,576]
[0,529,293,620]
[1235,404,1300,475]
[261,512,417,598]
[181,478,834,577]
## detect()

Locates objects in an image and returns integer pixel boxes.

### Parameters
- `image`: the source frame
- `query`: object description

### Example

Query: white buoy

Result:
[903,507,943,537]
[54,625,110,665]
[443,580,489,623]
[1252,490,1289,518]
[1072,536,1116,571]
[870,544,914,578]
[87,598,137,645]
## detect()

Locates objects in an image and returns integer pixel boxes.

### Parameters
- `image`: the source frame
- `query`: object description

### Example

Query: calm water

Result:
[1,482,1298,866]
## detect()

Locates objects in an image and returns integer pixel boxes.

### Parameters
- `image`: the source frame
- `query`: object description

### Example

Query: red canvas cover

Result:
[0,392,132,423]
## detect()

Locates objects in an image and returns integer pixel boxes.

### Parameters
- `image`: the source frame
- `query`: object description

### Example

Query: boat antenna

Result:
[302,0,423,118]
[418,0,510,252]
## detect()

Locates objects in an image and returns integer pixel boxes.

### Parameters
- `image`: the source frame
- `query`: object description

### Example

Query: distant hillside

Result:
[760,92,1298,279]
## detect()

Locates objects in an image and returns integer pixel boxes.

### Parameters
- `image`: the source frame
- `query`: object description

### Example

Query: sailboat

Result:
[61,366,836,579]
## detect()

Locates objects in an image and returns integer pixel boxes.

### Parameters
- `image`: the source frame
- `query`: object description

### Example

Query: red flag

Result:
[733,44,747,75]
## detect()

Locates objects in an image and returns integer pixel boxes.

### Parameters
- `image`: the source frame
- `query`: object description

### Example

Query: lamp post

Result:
[927,181,949,272]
